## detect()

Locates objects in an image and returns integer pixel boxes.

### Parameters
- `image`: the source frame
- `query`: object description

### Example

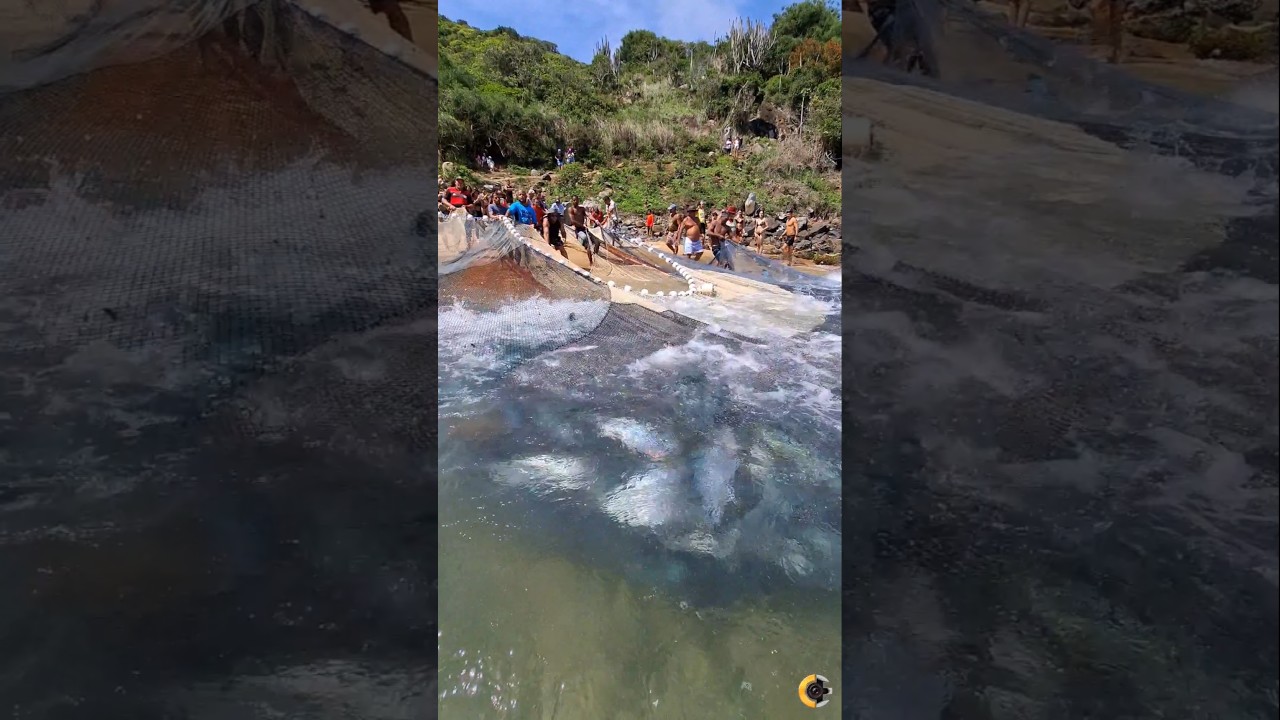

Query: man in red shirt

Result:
[445,178,469,209]
[532,195,546,228]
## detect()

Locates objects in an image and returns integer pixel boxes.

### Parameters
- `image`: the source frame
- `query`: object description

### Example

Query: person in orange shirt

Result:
[645,208,655,237]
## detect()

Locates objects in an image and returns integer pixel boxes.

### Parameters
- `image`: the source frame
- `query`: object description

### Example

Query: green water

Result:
[438,497,842,719]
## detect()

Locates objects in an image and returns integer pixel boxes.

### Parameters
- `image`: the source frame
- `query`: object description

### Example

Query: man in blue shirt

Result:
[506,192,537,226]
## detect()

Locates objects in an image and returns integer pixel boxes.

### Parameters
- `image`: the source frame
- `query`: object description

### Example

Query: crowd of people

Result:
[647,201,800,267]
[439,175,803,270]
[554,147,577,167]
[437,177,620,267]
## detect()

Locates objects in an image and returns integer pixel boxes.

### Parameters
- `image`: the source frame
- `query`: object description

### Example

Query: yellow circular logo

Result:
[798,674,832,708]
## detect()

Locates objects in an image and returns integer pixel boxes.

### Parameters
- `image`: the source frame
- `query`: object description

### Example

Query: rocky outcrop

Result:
[1123,0,1275,48]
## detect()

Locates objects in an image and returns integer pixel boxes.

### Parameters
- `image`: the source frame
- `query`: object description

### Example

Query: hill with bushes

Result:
[438,1,842,217]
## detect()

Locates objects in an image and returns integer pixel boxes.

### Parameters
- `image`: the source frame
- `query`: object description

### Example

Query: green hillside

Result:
[438,1,841,216]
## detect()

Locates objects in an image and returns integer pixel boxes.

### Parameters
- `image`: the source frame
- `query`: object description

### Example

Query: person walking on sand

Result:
[645,208,655,238]
[567,197,599,266]
[783,210,799,266]
[543,204,570,260]
[681,205,705,261]
[706,210,729,267]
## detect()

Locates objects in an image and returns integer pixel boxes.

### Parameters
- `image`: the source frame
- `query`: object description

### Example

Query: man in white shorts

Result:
[681,205,704,261]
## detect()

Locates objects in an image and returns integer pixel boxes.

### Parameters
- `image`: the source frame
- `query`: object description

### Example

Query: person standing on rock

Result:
[783,211,799,266]
[753,212,767,254]
[368,0,413,42]
[645,208,655,238]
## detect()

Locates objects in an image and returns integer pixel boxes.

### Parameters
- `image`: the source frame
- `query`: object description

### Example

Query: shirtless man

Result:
[783,211,799,266]
[566,197,599,266]
[706,211,730,268]
[665,205,682,255]
[681,205,705,261]
[368,0,414,43]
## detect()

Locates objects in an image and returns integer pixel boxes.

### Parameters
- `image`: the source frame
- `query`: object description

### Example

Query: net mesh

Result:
[0,1,437,715]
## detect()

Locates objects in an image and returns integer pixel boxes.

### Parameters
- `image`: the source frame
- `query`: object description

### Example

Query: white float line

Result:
[636,243,716,296]
[498,217,705,298]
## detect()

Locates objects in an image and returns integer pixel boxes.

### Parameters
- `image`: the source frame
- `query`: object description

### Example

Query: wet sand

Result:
[512,223,693,295]
[440,256,545,308]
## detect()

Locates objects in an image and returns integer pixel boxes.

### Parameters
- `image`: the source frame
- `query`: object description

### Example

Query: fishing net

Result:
[843,3,1278,718]
[437,213,841,598]
[0,1,436,716]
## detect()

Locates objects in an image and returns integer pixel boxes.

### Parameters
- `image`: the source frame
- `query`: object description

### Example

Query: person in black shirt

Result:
[543,206,570,260]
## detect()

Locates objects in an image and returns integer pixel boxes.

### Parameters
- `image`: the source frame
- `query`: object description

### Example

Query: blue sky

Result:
[438,0,803,63]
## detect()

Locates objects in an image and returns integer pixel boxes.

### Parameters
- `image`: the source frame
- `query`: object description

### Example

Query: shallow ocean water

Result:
[437,280,843,718]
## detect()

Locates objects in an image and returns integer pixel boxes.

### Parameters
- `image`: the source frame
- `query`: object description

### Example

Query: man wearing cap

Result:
[542,203,570,260]
[680,204,705,261]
